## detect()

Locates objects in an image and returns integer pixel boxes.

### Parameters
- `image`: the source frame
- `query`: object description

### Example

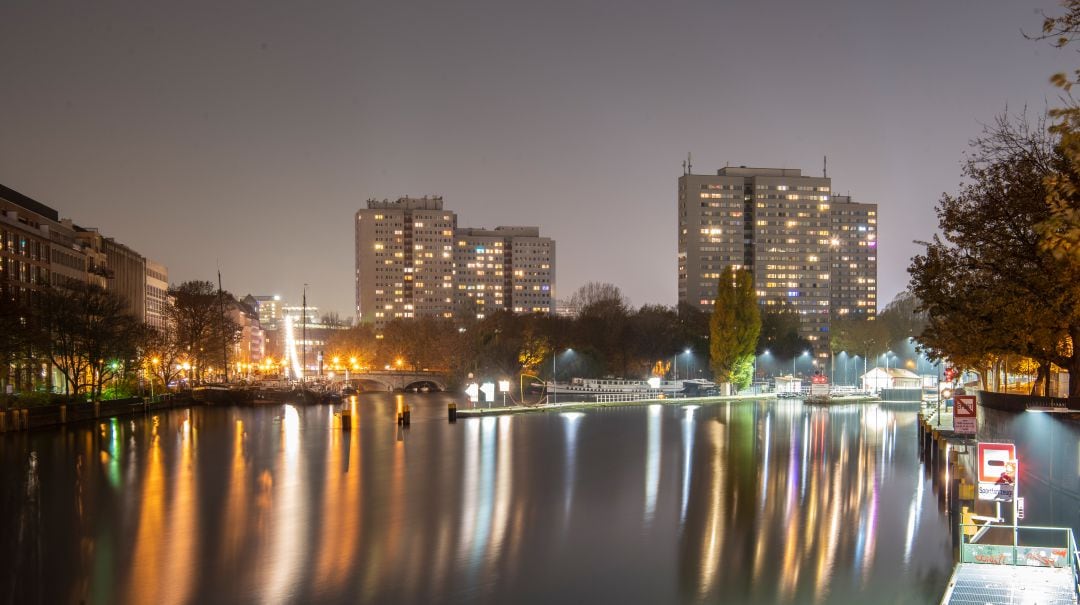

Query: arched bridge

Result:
[343,370,450,393]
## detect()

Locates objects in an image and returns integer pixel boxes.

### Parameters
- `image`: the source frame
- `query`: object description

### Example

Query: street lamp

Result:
[755,349,771,388]
[553,348,573,405]
[673,348,691,381]
[794,350,809,378]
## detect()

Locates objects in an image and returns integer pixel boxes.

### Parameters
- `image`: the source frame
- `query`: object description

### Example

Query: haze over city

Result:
[0,0,1071,314]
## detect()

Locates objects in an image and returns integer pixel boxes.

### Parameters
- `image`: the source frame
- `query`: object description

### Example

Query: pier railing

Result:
[958,523,1079,597]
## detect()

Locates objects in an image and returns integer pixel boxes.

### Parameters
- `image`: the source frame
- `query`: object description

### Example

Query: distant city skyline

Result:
[0,1,1072,315]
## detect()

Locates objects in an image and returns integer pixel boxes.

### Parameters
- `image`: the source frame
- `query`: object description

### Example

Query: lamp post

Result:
[755,349,770,389]
[794,350,809,378]
[552,348,572,405]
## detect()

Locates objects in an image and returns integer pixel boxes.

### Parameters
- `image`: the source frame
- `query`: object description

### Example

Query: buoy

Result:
[448,402,457,422]
[403,404,411,426]
[341,410,351,430]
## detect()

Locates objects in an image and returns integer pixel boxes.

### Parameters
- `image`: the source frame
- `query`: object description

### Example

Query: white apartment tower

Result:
[356,198,554,328]
[454,226,555,318]
[678,166,877,355]
[355,197,457,327]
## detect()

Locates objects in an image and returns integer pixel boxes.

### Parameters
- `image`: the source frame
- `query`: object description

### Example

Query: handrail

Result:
[958,523,1077,588]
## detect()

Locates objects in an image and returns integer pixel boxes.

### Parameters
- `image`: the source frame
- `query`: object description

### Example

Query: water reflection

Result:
[263,404,304,604]
[644,405,662,526]
[0,396,958,605]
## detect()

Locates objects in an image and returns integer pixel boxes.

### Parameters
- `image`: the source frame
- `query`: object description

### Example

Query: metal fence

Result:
[958,523,1079,598]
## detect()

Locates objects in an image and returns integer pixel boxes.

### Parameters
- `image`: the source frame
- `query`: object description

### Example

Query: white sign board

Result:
[953,395,977,434]
[978,482,1015,502]
[465,383,479,402]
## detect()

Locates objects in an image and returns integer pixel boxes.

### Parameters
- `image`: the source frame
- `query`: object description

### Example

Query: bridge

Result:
[342,370,450,393]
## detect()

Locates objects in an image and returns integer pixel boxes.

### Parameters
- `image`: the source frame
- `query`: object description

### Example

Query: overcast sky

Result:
[1,1,1073,316]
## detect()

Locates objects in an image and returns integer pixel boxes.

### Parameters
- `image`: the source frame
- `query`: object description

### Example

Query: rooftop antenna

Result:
[823,155,828,179]
[687,152,693,175]
[682,158,687,175]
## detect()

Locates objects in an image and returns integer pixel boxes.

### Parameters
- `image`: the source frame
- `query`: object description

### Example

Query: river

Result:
[0,395,957,604]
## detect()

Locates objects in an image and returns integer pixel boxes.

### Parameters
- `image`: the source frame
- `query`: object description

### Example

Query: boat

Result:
[544,377,718,398]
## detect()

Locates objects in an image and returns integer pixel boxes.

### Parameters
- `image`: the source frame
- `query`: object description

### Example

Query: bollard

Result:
[60,404,67,424]
[0,410,6,432]
[94,401,101,419]
[448,402,457,423]
[341,410,351,430]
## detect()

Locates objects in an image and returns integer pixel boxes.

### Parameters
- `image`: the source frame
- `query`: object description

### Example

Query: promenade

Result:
[455,392,878,418]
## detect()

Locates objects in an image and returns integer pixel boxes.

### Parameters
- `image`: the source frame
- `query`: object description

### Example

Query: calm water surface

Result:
[0,396,954,604]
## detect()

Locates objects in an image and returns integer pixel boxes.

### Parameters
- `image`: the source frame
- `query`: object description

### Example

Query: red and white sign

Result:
[978,442,1016,483]
[953,395,977,434]
[954,395,976,417]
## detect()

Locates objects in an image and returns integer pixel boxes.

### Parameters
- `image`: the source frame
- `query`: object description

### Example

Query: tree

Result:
[829,314,890,378]
[710,267,760,390]
[878,291,927,346]
[167,281,242,382]
[757,305,811,361]
[907,112,1080,395]
[142,327,186,391]
[34,283,145,399]
[568,282,628,311]
[325,323,379,370]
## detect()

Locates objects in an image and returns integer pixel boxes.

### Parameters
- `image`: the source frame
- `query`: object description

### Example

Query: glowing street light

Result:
[552,348,573,405]
[794,350,809,378]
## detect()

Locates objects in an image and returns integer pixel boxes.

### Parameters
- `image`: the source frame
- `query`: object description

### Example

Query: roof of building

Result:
[0,184,59,222]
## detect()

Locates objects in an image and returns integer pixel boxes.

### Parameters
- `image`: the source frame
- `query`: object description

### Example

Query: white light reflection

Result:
[561,412,584,519]
[902,457,925,565]
[457,418,480,568]
[759,412,771,511]
[644,405,662,526]
[681,406,698,523]
[469,417,497,573]
[488,416,513,566]
[263,405,303,604]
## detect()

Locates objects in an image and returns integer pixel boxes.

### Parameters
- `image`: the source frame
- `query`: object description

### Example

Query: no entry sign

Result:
[977,442,1016,502]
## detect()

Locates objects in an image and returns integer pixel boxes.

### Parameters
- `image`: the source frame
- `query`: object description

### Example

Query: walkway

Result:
[941,564,1076,604]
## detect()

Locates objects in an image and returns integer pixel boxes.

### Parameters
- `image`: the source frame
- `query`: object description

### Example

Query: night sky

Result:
[1,1,1071,316]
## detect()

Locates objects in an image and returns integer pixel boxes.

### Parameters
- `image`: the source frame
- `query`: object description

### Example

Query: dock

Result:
[454,393,879,418]
[919,401,1080,604]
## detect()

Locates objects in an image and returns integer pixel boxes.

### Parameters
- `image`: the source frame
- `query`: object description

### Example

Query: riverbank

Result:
[0,394,196,432]
[455,392,880,417]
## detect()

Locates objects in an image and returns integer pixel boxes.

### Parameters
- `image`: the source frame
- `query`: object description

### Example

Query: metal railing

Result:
[593,391,663,403]
[959,523,1079,598]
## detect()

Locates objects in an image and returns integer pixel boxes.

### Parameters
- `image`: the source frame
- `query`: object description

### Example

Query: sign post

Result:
[952,395,977,434]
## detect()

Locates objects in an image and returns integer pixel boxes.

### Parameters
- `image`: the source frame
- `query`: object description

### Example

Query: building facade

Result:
[678,166,877,355]
[828,195,878,316]
[356,197,555,328]
[454,226,555,318]
[355,197,457,327]
[1,183,169,392]
[145,259,169,331]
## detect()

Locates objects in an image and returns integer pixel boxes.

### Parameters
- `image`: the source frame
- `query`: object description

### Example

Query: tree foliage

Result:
[34,283,146,399]
[167,280,242,382]
[907,112,1080,396]
[757,305,811,361]
[709,267,760,389]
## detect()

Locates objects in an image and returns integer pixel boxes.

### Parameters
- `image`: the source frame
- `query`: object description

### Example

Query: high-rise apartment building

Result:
[356,197,554,328]
[454,226,555,318]
[678,166,877,355]
[828,196,878,316]
[355,196,457,326]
